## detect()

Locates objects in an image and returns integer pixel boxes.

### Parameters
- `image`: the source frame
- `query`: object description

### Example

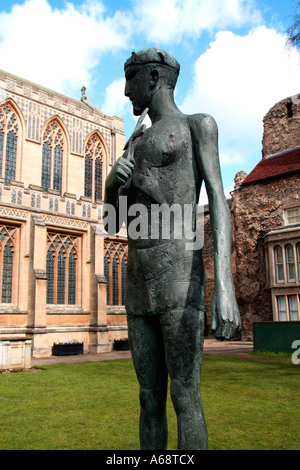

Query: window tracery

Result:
[46,232,79,305]
[0,224,16,303]
[104,240,127,306]
[42,120,64,194]
[84,133,103,201]
[0,103,19,183]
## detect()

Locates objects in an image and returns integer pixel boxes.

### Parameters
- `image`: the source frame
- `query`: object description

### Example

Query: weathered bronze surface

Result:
[104,48,241,450]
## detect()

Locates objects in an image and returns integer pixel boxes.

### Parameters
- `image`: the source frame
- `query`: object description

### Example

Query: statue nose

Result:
[125,83,131,98]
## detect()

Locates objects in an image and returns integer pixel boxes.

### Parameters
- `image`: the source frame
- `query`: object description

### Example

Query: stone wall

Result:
[231,172,300,340]
[262,94,300,157]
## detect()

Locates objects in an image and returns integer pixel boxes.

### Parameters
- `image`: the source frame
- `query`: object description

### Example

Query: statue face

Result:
[125,65,153,116]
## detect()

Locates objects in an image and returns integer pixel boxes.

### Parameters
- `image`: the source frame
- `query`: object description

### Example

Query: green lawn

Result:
[0,354,299,450]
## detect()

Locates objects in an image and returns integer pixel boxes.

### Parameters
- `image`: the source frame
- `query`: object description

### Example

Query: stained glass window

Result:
[94,157,102,201]
[104,240,127,306]
[53,145,63,193]
[42,143,51,191]
[5,130,17,183]
[46,246,55,304]
[112,255,119,305]
[57,248,65,304]
[0,225,16,304]
[41,120,64,194]
[84,133,103,201]
[121,258,126,305]
[46,232,79,305]
[84,155,93,198]
[104,254,110,304]
[68,248,76,305]
[0,103,19,183]
[2,241,13,303]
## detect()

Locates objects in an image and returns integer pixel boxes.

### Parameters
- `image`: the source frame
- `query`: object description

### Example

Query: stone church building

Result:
[0,67,299,358]
[0,69,129,357]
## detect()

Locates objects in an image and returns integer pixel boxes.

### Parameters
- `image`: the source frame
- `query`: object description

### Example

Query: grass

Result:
[0,354,299,450]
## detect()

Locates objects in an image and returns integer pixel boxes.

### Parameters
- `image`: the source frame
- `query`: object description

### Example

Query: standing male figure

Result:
[104,48,241,450]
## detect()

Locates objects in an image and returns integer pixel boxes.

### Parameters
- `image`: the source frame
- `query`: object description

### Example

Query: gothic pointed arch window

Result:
[104,239,128,306]
[0,103,19,183]
[0,225,17,303]
[84,133,104,201]
[46,232,79,305]
[41,120,65,194]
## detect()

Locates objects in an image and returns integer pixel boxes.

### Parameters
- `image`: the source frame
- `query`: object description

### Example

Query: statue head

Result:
[124,48,180,88]
[124,48,180,115]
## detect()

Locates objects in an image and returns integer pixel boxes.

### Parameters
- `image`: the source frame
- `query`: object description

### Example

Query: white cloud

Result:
[180,26,300,167]
[101,77,129,117]
[132,0,262,43]
[0,0,133,95]
[2,0,298,182]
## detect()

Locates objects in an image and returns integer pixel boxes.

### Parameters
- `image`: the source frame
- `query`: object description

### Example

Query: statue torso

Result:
[126,114,201,249]
[124,113,205,315]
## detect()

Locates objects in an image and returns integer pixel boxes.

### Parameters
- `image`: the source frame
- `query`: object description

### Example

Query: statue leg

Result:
[127,314,168,450]
[160,307,207,450]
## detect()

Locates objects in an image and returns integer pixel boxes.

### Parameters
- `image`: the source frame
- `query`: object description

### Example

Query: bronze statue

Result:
[104,48,241,450]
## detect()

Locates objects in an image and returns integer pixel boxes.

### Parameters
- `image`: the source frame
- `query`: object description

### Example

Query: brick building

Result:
[0,70,128,357]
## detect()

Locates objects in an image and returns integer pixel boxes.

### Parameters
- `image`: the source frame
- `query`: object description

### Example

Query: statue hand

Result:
[105,155,135,193]
[105,106,148,194]
[211,282,241,340]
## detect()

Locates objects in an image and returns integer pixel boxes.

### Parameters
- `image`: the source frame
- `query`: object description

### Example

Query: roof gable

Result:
[242,147,300,185]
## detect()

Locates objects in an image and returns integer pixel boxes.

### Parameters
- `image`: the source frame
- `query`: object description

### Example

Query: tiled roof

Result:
[242,147,300,185]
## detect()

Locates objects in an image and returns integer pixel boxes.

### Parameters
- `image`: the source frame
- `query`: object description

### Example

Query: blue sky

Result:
[0,0,299,202]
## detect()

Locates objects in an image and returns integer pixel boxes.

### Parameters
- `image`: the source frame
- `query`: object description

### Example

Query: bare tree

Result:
[287,1,300,49]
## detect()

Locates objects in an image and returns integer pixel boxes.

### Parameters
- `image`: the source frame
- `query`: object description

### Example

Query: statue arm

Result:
[189,113,241,339]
